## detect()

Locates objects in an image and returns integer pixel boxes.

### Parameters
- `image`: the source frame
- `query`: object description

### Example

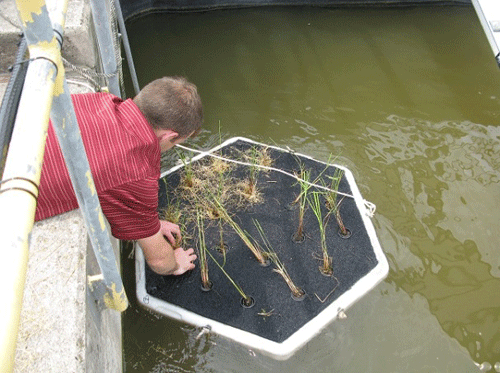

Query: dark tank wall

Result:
[119,0,470,19]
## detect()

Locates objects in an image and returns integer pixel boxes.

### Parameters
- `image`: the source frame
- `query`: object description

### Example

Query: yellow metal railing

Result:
[0,1,128,371]
[0,1,66,370]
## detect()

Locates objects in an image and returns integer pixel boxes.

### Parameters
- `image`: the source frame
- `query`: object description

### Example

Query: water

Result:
[122,5,500,372]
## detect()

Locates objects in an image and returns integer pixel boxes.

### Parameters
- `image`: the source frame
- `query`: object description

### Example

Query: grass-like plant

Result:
[290,156,336,243]
[324,168,342,210]
[216,156,231,254]
[335,197,349,237]
[159,179,185,248]
[292,166,312,242]
[257,146,273,169]
[246,146,259,196]
[209,194,267,265]
[253,219,304,298]
[176,149,194,188]
[235,146,263,203]
[205,248,254,307]
[216,218,228,258]
[324,168,349,237]
[196,210,211,290]
[309,192,333,276]
[159,201,181,224]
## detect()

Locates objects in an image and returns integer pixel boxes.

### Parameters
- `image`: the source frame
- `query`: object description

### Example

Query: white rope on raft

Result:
[174,143,376,217]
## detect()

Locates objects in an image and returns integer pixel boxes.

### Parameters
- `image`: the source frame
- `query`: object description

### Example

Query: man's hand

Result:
[160,220,181,247]
[171,247,197,275]
[138,222,196,276]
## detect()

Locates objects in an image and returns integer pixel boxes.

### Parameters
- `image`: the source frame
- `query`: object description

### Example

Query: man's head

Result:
[133,76,203,149]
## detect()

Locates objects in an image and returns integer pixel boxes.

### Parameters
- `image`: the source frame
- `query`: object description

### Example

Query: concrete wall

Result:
[119,0,471,20]
[0,1,122,372]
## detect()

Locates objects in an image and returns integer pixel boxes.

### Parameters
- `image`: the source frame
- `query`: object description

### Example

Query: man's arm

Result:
[138,221,197,275]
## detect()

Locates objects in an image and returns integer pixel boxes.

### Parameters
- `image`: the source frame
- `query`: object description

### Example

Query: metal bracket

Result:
[87,274,106,310]
[490,21,500,32]
[195,325,212,340]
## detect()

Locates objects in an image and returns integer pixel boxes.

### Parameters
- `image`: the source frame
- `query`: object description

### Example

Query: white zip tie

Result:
[174,143,377,217]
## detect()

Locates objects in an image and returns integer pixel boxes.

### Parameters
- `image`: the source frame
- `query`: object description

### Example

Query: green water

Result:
[122,5,500,372]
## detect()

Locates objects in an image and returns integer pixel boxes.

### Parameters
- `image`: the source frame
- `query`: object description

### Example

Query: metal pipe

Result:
[0,59,58,373]
[113,0,140,95]
[89,0,121,96]
[50,80,128,312]
[0,0,65,369]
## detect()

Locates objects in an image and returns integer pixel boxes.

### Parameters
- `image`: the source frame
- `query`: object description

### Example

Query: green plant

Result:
[335,197,349,236]
[205,248,253,307]
[216,218,227,257]
[253,219,304,298]
[159,180,185,248]
[257,146,273,169]
[235,146,263,203]
[324,168,342,210]
[176,149,194,188]
[292,166,312,242]
[324,168,349,236]
[248,146,259,191]
[210,196,267,264]
[196,209,211,290]
[309,192,333,276]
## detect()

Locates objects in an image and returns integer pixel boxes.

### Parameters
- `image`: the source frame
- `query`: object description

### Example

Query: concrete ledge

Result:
[12,208,122,373]
[14,211,88,372]
[0,0,96,74]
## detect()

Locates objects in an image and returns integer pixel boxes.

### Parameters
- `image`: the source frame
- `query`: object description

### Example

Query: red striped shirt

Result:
[35,93,161,240]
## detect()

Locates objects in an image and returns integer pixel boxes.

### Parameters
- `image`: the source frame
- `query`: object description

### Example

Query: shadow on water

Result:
[122,5,500,372]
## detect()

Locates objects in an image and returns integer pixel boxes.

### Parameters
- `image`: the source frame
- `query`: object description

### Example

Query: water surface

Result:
[123,5,500,372]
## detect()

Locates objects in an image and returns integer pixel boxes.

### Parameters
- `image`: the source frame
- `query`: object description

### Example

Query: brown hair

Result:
[133,76,203,138]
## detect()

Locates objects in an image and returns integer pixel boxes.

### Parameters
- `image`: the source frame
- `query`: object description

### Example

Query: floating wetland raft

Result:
[136,137,388,359]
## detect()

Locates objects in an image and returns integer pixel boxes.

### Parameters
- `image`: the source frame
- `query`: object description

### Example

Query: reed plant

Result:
[196,209,211,290]
[257,146,273,169]
[209,194,267,265]
[216,218,227,257]
[253,219,304,298]
[159,201,181,224]
[235,146,262,203]
[176,149,194,188]
[324,168,349,237]
[159,181,186,248]
[158,207,186,249]
[292,166,313,242]
[247,146,259,196]
[309,192,333,276]
[324,168,342,210]
[205,248,254,307]
[335,197,349,237]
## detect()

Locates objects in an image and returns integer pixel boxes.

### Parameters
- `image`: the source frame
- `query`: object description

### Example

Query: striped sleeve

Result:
[99,176,161,240]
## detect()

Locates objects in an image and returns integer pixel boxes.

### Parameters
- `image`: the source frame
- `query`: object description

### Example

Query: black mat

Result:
[145,139,378,343]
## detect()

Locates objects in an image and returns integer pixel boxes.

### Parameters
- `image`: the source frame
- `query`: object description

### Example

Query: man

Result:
[35,76,201,276]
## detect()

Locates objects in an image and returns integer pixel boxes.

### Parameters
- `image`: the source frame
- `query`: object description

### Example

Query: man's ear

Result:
[159,129,179,142]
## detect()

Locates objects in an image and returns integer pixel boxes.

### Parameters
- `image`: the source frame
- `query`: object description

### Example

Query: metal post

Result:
[50,80,128,312]
[89,0,121,96]
[113,0,140,95]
